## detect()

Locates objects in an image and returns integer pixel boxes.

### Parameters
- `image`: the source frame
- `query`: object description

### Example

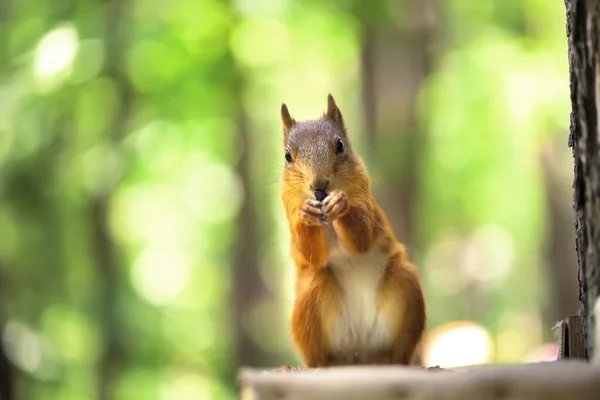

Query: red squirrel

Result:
[280,94,426,368]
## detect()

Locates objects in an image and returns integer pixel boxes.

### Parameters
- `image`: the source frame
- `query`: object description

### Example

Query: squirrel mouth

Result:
[314,190,328,202]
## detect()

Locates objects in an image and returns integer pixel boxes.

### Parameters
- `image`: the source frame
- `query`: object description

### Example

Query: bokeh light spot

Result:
[179,158,244,224]
[423,235,468,296]
[162,308,215,353]
[423,321,493,368]
[230,17,288,68]
[3,321,42,373]
[70,38,105,84]
[131,248,191,306]
[110,183,189,249]
[463,224,515,284]
[160,369,212,400]
[41,305,99,363]
[34,23,79,87]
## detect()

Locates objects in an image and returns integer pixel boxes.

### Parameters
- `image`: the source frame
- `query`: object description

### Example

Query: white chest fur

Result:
[327,227,392,363]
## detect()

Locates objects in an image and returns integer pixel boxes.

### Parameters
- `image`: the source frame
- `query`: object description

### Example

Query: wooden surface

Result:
[240,361,600,400]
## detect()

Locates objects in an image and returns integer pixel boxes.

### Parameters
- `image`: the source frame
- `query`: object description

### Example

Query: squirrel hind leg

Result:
[389,348,419,365]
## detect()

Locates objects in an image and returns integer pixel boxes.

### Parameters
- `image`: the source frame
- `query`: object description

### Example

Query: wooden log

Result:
[239,362,600,400]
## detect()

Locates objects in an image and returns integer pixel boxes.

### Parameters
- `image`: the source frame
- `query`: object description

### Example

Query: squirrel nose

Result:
[310,178,329,191]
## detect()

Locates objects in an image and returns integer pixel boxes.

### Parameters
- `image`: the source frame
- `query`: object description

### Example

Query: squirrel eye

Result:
[285,150,293,163]
[336,138,344,154]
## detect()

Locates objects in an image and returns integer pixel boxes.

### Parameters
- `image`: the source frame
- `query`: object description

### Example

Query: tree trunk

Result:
[90,199,119,400]
[540,143,580,329]
[566,0,600,360]
[231,97,273,370]
[359,0,439,256]
[360,28,377,161]
[92,1,134,398]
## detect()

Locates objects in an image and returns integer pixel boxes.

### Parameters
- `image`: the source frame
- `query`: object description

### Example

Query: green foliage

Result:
[0,0,572,398]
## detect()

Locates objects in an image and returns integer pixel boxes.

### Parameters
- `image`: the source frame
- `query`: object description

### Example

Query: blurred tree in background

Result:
[0,0,576,398]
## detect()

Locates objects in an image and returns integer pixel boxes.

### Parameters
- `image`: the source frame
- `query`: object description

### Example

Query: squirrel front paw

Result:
[300,199,326,226]
[322,190,349,222]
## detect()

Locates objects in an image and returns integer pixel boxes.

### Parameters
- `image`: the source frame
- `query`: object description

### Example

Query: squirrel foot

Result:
[273,365,302,373]
[426,365,446,371]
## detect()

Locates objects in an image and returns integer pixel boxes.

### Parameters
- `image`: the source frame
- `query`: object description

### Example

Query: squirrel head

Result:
[280,94,369,201]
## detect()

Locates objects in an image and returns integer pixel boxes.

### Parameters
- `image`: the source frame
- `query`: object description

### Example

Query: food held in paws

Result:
[314,190,327,202]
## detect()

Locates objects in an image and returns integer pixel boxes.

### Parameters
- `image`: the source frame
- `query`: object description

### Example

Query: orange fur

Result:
[333,200,376,254]
[290,268,340,367]
[379,252,427,364]
[280,95,426,368]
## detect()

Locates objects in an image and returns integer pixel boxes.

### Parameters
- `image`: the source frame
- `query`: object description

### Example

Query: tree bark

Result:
[566,0,600,360]
[540,143,580,330]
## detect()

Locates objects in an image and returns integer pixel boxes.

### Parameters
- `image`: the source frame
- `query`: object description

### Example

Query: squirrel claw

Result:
[307,200,323,208]
[274,365,301,373]
[301,199,326,225]
[322,190,349,221]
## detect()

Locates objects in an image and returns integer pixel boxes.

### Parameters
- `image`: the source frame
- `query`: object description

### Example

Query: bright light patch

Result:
[111,184,190,249]
[496,328,529,362]
[162,308,215,352]
[160,369,212,400]
[504,70,537,126]
[230,17,288,67]
[70,38,105,84]
[234,0,290,16]
[524,343,558,363]
[462,224,515,284]
[423,235,468,296]
[34,24,79,79]
[3,321,43,373]
[423,321,493,368]
[131,249,191,306]
[181,159,244,224]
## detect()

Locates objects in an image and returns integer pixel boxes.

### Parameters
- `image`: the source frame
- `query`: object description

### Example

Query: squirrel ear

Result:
[325,93,344,128]
[281,103,295,138]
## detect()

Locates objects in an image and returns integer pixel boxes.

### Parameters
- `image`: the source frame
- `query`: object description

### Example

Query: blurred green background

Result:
[0,0,576,399]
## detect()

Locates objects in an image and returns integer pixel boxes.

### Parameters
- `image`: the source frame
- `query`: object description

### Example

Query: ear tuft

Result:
[325,94,344,127]
[281,103,296,137]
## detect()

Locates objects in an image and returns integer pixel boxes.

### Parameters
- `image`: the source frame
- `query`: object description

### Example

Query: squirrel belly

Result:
[325,222,394,364]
